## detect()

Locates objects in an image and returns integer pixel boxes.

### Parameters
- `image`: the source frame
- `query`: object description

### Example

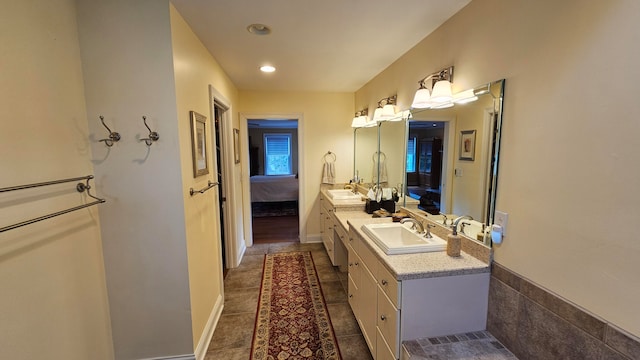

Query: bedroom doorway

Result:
[247,119,299,243]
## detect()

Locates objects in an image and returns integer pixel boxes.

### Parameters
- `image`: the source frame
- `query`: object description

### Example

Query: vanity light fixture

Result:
[351,108,369,128]
[411,80,431,109]
[411,66,454,108]
[373,95,397,122]
[430,80,453,103]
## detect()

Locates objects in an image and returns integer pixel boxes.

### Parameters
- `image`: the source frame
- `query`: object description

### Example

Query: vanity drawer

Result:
[377,264,401,308]
[355,233,378,275]
[334,221,348,247]
[348,249,361,285]
[348,227,357,250]
[348,274,358,318]
[324,215,334,233]
[377,287,400,358]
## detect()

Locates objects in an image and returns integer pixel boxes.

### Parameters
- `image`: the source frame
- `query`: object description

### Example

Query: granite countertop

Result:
[343,217,490,281]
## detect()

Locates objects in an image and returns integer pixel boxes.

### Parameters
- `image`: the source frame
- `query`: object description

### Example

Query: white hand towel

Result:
[372,156,389,183]
[322,162,335,184]
[382,188,392,200]
[379,158,388,183]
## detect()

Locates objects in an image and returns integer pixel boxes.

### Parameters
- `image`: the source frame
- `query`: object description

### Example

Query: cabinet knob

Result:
[349,263,353,267]
[355,262,359,266]
[381,280,388,286]
[349,294,353,298]
[380,315,386,321]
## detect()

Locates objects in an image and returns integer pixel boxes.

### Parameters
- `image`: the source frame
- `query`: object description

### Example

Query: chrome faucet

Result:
[439,213,449,226]
[400,218,424,234]
[451,215,473,235]
[460,221,471,235]
[425,223,434,239]
[345,181,358,194]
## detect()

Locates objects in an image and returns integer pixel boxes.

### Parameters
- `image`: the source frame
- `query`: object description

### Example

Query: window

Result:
[406,136,417,173]
[264,133,292,175]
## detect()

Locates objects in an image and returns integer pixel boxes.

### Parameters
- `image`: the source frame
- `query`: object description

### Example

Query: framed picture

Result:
[459,130,476,161]
[233,128,240,164]
[190,111,209,177]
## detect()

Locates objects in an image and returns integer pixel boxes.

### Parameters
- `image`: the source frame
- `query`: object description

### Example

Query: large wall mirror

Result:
[354,79,504,245]
[405,79,504,243]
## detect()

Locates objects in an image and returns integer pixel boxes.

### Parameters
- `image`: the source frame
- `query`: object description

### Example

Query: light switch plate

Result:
[455,168,463,177]
[494,211,508,235]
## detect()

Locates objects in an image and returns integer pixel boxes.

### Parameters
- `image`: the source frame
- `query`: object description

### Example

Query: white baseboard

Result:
[303,234,322,243]
[142,355,195,360]
[194,294,224,360]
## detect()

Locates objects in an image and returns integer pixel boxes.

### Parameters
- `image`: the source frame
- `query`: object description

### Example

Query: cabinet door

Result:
[348,273,359,319]
[377,288,400,358]
[360,263,377,354]
[376,328,398,360]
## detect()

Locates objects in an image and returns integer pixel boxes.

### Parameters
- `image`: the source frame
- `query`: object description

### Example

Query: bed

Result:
[250,175,299,202]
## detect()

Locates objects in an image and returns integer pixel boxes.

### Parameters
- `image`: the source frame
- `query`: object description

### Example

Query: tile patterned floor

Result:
[205,242,373,360]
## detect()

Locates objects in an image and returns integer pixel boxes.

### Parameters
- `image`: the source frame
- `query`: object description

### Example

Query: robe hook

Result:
[140,116,159,146]
[98,115,121,147]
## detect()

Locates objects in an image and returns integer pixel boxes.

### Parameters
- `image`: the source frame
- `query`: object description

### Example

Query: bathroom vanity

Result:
[319,188,365,266]
[321,187,491,360]
[346,217,489,360]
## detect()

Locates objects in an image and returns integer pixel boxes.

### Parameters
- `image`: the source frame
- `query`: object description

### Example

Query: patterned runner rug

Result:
[251,251,341,360]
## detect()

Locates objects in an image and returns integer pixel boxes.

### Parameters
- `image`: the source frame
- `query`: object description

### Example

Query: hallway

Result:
[205,242,372,360]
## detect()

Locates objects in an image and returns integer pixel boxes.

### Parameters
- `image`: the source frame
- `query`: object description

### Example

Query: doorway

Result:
[246,119,299,243]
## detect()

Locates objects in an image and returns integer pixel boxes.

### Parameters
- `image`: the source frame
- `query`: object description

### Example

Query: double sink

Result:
[326,188,446,255]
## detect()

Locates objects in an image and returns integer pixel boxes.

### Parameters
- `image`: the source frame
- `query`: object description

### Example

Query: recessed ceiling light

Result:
[247,24,271,35]
[260,65,276,73]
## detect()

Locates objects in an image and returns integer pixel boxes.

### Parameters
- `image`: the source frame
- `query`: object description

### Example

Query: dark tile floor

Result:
[204,242,373,360]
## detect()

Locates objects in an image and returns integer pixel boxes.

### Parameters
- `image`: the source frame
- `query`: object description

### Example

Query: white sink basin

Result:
[327,189,361,200]
[361,223,447,255]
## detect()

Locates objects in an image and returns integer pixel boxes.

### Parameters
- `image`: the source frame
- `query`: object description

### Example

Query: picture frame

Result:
[233,128,240,164]
[190,111,209,177]
[459,130,476,161]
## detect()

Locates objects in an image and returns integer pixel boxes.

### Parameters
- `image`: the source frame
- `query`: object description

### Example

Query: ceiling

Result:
[170,0,471,92]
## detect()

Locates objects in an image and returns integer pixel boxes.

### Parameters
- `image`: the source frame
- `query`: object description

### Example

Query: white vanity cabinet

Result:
[348,225,490,360]
[319,196,337,265]
[319,192,361,267]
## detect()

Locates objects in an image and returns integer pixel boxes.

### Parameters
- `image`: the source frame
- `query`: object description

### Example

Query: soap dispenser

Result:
[447,230,461,257]
[448,215,472,257]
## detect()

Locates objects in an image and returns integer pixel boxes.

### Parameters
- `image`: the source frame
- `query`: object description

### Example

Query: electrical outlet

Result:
[494,211,508,235]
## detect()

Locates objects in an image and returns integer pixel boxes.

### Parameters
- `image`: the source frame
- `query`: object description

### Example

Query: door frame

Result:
[209,85,241,269]
[239,113,305,247]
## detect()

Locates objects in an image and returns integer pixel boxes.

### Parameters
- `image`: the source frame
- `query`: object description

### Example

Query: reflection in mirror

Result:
[405,79,504,244]
[354,125,378,187]
[378,118,411,203]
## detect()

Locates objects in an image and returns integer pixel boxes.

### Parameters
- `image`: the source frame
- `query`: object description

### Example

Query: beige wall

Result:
[238,92,354,240]
[76,0,194,358]
[356,0,640,337]
[170,4,240,351]
[0,0,113,359]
